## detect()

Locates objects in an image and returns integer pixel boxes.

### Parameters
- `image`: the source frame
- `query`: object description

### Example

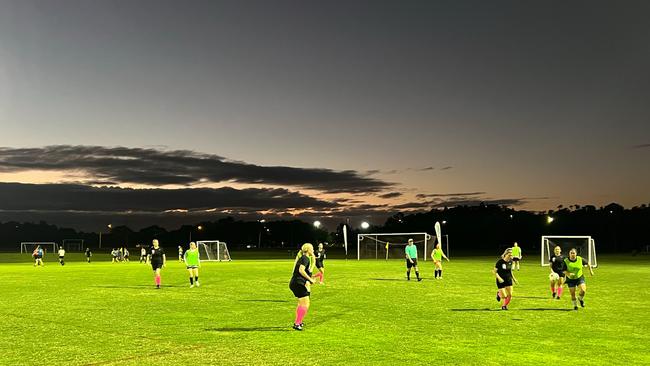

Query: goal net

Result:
[21,242,58,254]
[62,239,84,252]
[357,232,432,260]
[541,236,597,267]
[196,240,231,262]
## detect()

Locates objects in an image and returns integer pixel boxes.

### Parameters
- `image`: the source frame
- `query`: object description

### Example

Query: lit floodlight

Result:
[360,222,370,229]
[547,216,554,224]
[313,221,321,228]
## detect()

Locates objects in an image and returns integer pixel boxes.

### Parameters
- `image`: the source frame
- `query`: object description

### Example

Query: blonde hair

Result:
[301,243,314,253]
[502,248,513,258]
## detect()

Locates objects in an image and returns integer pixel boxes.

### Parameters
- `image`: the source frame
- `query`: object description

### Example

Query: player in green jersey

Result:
[563,248,594,310]
[405,239,422,281]
[511,242,522,271]
[430,243,449,279]
[184,242,201,288]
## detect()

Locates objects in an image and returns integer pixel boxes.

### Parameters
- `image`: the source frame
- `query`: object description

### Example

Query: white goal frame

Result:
[541,235,598,268]
[357,232,433,261]
[21,242,58,254]
[196,240,232,262]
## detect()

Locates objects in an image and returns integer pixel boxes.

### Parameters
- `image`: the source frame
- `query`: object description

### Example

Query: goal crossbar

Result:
[20,242,58,254]
[541,235,597,268]
[357,232,433,260]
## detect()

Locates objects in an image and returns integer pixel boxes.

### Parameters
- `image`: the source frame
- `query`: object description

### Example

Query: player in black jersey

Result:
[549,246,566,299]
[314,243,326,284]
[289,243,316,331]
[493,248,518,310]
[149,239,166,289]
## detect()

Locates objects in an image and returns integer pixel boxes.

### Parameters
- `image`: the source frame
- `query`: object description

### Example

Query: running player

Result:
[314,243,326,284]
[511,242,522,271]
[430,243,449,279]
[111,248,119,263]
[85,248,92,263]
[184,242,201,288]
[563,248,594,310]
[494,248,518,310]
[178,246,184,262]
[405,239,421,281]
[140,246,147,263]
[549,246,566,299]
[149,240,166,289]
[123,248,130,262]
[289,243,316,331]
[33,246,44,266]
[57,246,65,266]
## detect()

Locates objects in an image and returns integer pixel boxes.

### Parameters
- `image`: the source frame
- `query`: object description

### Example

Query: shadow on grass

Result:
[238,299,289,303]
[206,326,289,332]
[515,296,550,299]
[518,308,574,311]
[371,278,410,281]
[450,308,573,312]
[91,285,182,289]
[450,308,497,312]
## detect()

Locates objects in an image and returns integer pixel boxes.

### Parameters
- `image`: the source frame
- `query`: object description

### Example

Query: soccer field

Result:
[1,254,649,366]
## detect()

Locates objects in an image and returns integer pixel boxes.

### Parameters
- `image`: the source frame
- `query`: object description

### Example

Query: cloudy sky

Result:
[0,1,648,230]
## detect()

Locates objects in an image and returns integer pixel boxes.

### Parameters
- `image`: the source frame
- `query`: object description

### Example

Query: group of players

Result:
[494,244,594,311]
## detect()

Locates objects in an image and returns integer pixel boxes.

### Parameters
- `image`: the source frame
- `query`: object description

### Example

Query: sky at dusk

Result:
[0,0,649,231]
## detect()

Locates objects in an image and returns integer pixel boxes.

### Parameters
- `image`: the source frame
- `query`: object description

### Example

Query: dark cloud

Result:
[440,166,453,170]
[0,146,392,193]
[418,167,435,171]
[416,192,485,199]
[0,182,336,212]
[633,144,650,149]
[379,192,403,199]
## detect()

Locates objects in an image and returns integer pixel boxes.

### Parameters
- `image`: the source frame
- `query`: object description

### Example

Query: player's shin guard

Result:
[557,286,563,297]
[189,277,194,285]
[406,271,410,280]
[295,305,308,325]
[415,271,420,280]
[155,275,161,286]
[504,295,512,306]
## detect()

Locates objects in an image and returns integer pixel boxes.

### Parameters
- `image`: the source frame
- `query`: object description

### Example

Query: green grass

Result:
[0,254,649,365]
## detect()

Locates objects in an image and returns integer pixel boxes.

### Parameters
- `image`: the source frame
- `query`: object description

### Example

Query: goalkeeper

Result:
[405,239,421,281]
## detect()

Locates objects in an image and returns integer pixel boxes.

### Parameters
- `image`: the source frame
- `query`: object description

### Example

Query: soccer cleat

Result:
[156,285,161,289]
[556,297,561,300]
[196,281,200,287]
[552,293,556,299]
[190,284,194,288]
[501,306,508,310]
[574,306,578,310]
[292,324,303,331]
[579,299,585,308]
[417,278,422,282]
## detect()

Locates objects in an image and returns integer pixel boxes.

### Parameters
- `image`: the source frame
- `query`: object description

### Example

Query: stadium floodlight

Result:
[107,224,113,229]
[360,222,370,229]
[313,221,321,228]
[541,236,597,268]
[196,240,232,262]
[357,232,439,261]
[197,225,203,230]
[442,220,447,224]
[547,216,554,224]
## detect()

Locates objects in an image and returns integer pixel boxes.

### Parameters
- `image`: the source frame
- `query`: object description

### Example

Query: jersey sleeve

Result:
[300,255,310,268]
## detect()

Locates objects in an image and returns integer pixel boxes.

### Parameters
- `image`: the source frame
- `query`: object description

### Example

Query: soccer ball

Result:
[548,272,560,281]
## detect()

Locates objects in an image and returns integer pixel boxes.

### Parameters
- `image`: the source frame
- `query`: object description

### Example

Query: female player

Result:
[314,243,326,284]
[493,248,518,310]
[33,246,44,266]
[184,242,201,288]
[178,246,184,262]
[430,243,449,279]
[149,239,166,289]
[140,246,147,263]
[549,246,566,299]
[57,246,66,266]
[289,243,316,331]
[511,242,522,271]
[85,248,92,263]
[563,248,594,310]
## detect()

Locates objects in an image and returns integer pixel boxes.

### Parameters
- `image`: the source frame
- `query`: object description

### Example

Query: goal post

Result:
[196,240,232,262]
[62,239,84,252]
[357,232,432,260]
[541,236,597,268]
[21,242,58,254]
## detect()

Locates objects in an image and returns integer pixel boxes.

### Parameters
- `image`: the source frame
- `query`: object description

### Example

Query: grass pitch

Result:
[0,254,648,365]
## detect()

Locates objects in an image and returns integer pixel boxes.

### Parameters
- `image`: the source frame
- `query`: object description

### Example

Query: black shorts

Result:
[186,265,198,269]
[406,258,418,268]
[59,256,64,259]
[151,262,163,271]
[316,260,324,269]
[289,280,310,298]
[512,257,521,262]
[496,278,513,289]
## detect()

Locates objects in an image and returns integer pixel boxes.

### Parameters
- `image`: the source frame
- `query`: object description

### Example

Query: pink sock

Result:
[551,285,555,293]
[557,287,563,297]
[318,272,324,282]
[295,305,308,324]
[155,275,161,286]
[504,296,512,306]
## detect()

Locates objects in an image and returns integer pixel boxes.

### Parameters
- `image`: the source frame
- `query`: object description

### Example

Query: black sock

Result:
[439,270,442,277]
[195,276,199,282]
[407,271,410,280]
[190,277,194,284]
[416,271,420,279]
